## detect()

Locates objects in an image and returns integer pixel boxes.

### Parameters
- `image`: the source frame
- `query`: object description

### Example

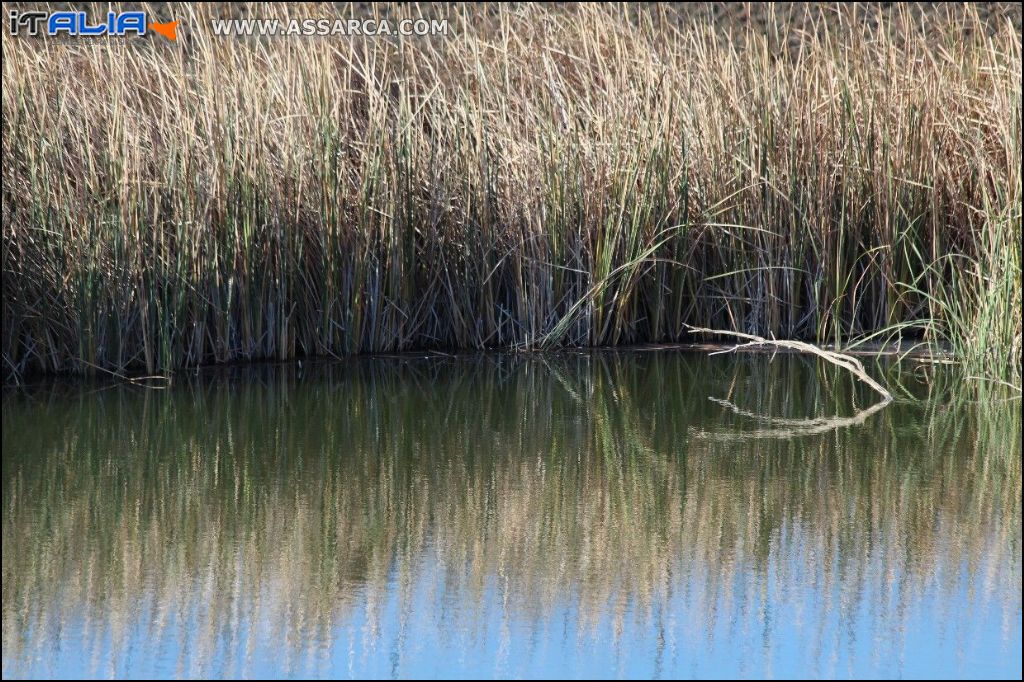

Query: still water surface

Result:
[2,352,1021,679]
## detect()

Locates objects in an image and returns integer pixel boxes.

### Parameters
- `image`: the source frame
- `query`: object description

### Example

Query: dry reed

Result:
[2,3,1020,382]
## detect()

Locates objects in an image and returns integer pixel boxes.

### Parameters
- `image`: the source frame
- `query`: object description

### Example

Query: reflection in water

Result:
[2,353,1021,678]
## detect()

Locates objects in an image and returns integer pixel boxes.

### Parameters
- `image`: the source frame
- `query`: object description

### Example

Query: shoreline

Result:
[2,340,956,390]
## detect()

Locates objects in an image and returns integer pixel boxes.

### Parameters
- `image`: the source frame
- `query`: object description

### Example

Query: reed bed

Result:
[2,3,1021,381]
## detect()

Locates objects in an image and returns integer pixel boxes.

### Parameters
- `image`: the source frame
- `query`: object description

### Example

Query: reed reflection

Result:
[2,353,1020,678]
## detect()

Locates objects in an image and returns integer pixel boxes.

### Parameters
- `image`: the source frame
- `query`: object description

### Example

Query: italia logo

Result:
[9,11,178,40]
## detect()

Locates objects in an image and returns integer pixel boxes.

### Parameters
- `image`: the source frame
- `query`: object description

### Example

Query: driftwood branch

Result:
[685,326,892,402]
[686,326,893,439]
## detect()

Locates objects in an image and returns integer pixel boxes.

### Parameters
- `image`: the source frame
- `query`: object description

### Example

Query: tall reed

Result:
[2,3,1020,380]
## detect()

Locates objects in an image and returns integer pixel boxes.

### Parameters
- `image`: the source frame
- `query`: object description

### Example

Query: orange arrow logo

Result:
[149,20,178,41]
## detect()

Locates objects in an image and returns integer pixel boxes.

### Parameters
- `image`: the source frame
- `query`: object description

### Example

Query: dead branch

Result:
[685,326,892,402]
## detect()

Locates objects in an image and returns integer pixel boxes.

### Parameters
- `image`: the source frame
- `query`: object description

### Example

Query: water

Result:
[2,352,1021,679]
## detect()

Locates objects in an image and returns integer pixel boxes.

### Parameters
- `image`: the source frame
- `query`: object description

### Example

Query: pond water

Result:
[2,352,1021,679]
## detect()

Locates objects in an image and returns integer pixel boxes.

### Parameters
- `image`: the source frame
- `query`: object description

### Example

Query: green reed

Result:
[2,3,1020,382]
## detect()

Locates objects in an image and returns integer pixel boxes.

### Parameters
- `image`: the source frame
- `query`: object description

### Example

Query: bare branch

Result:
[685,326,892,402]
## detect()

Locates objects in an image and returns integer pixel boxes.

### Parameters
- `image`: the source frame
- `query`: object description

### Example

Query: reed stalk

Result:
[2,3,1020,382]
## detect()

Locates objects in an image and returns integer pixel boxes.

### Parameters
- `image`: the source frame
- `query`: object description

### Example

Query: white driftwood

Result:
[686,326,893,439]
[685,326,892,402]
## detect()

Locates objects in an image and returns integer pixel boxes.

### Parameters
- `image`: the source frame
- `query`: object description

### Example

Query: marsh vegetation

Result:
[2,3,1020,383]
